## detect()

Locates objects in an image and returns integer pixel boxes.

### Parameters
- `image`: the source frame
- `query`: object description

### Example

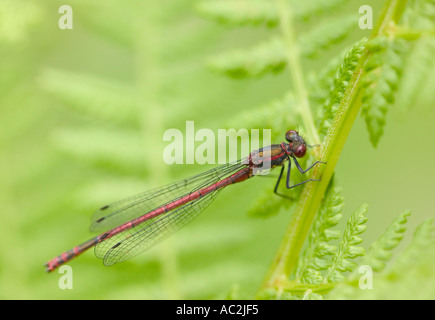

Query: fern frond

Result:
[307,54,343,105]
[196,0,278,27]
[256,287,296,300]
[198,0,429,299]
[302,290,323,300]
[402,0,435,29]
[390,218,435,274]
[360,38,405,147]
[324,203,368,283]
[397,37,435,111]
[196,0,349,27]
[76,0,135,47]
[208,15,359,79]
[39,69,137,125]
[296,185,344,284]
[227,92,298,140]
[247,191,292,219]
[292,0,347,21]
[327,217,434,300]
[317,38,367,137]
[207,37,286,78]
[52,127,145,173]
[361,211,411,272]
[300,14,357,58]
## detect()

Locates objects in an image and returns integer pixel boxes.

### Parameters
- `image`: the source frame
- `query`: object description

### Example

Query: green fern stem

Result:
[276,0,320,147]
[258,0,408,294]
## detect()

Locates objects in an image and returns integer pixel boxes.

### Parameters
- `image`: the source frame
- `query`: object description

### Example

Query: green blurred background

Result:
[0,0,433,299]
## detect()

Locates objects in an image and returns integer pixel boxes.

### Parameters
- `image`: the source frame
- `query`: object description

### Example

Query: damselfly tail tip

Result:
[44,264,52,273]
[44,259,58,273]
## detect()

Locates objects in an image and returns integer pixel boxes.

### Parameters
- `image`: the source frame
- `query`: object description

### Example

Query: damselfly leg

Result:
[273,157,326,198]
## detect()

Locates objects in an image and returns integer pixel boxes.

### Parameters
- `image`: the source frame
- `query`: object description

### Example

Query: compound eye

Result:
[295,145,306,158]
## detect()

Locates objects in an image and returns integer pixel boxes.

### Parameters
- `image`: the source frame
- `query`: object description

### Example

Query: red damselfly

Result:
[44,130,325,272]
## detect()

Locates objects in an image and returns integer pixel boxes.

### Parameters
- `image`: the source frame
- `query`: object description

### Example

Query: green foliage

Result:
[205,1,433,297]
[292,0,349,21]
[205,15,357,78]
[300,14,357,58]
[1,0,433,300]
[359,0,435,147]
[361,38,405,147]
[196,0,279,27]
[360,211,411,272]
[199,0,363,223]
[278,191,434,299]
[296,185,344,284]
[227,92,298,139]
[207,37,286,78]
[201,0,434,299]
[326,218,435,299]
[391,218,435,274]
[0,0,42,43]
[39,69,137,125]
[397,37,435,111]
[323,203,368,282]
[316,39,367,138]
[402,0,435,29]
[246,190,293,219]
[197,0,350,25]
[292,188,369,294]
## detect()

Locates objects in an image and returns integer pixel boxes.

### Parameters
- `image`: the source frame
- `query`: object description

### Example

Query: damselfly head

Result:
[285,130,307,158]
